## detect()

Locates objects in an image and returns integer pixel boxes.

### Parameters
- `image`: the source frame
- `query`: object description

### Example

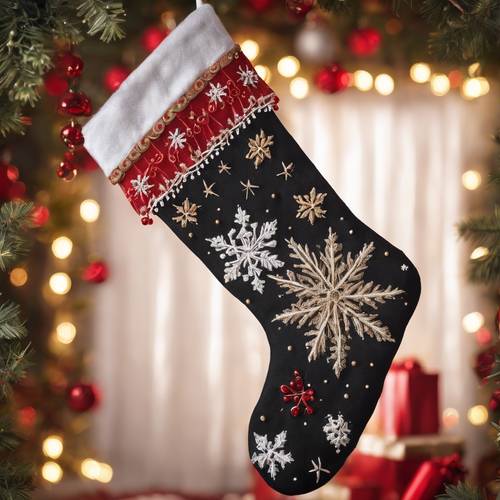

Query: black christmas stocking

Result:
[83,4,421,496]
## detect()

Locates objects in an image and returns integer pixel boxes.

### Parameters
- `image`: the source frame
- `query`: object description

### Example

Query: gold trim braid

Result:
[109,45,241,184]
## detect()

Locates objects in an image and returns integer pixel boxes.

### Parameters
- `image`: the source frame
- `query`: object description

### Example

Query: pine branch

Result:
[77,1,126,43]
[0,303,27,341]
[492,422,500,447]
[437,482,485,500]
[0,97,24,137]
[0,462,33,500]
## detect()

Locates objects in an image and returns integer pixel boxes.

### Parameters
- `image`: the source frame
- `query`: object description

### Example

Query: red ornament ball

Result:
[32,205,50,227]
[314,63,350,94]
[474,348,496,380]
[286,0,314,16]
[44,70,69,97]
[60,122,85,149]
[67,383,99,412]
[82,260,109,284]
[141,26,170,53]
[56,159,78,181]
[348,27,381,56]
[247,0,274,12]
[58,91,92,117]
[57,52,84,79]
[488,389,500,411]
[8,181,26,200]
[103,66,130,92]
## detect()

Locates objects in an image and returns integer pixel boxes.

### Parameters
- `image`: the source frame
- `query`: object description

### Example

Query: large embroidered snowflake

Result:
[206,206,283,293]
[172,198,201,228]
[168,128,187,150]
[294,187,327,225]
[237,65,258,87]
[130,174,153,198]
[270,229,404,377]
[251,431,294,480]
[246,129,274,168]
[323,413,351,453]
[206,82,228,103]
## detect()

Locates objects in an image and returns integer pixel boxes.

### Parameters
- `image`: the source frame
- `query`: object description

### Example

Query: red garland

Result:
[280,369,315,416]
[401,454,466,500]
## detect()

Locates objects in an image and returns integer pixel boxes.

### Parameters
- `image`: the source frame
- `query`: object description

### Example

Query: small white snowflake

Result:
[206,82,228,103]
[237,65,258,87]
[130,174,153,198]
[168,128,187,150]
[251,431,294,480]
[206,206,284,293]
[323,413,351,454]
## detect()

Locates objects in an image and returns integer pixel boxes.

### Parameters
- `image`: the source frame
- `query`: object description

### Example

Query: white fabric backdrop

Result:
[92,85,497,494]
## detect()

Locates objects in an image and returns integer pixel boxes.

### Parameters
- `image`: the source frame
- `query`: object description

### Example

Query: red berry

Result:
[57,52,84,78]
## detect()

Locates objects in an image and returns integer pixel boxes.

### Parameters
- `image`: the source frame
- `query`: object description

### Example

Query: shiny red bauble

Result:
[44,69,69,97]
[31,205,50,227]
[103,66,130,92]
[347,27,381,56]
[67,383,99,412]
[247,0,274,12]
[141,26,170,53]
[57,52,84,78]
[60,122,85,149]
[58,91,92,116]
[82,260,109,284]
[314,63,350,94]
[56,159,78,181]
[474,348,496,380]
[488,389,500,411]
[286,0,314,16]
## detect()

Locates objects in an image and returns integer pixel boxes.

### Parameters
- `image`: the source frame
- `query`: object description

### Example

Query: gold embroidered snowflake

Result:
[270,230,404,377]
[294,187,327,225]
[246,129,274,168]
[172,198,201,228]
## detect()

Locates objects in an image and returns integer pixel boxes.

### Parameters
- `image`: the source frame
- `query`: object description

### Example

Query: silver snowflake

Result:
[270,229,404,377]
[237,65,258,87]
[130,173,153,198]
[251,431,294,480]
[323,413,351,453]
[206,82,228,103]
[168,128,187,150]
[206,206,284,293]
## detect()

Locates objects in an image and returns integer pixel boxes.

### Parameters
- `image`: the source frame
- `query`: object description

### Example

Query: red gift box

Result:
[379,359,439,437]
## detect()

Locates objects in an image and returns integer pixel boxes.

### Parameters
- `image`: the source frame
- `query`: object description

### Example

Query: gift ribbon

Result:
[401,453,466,500]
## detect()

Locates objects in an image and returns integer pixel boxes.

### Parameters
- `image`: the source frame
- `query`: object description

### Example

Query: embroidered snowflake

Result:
[323,413,351,453]
[168,128,187,150]
[270,229,404,377]
[172,198,201,228]
[246,129,274,168]
[206,206,284,293]
[251,431,294,480]
[294,187,327,225]
[237,65,259,87]
[130,174,153,198]
[206,82,228,103]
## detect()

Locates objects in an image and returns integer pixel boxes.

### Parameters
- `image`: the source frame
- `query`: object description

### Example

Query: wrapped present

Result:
[379,359,439,437]
[336,434,464,499]
[401,454,466,500]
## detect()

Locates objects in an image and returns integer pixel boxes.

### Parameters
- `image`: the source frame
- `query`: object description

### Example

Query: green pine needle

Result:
[437,483,485,500]
[77,0,126,42]
[0,303,27,341]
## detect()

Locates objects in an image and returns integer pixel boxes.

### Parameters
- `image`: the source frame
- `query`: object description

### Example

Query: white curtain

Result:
[92,84,497,494]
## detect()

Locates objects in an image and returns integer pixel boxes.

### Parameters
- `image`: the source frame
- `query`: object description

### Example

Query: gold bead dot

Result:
[365,384,370,389]
[293,477,297,482]
[271,193,276,199]
[369,362,374,367]
[304,422,308,426]
[259,415,266,422]
[349,229,354,235]
[384,251,389,256]
[217,207,221,212]
[345,383,350,388]
[287,345,293,351]
[188,232,193,238]
[245,298,251,305]
[323,379,328,384]
[288,226,292,230]
[215,219,220,224]
[351,361,357,367]
[340,217,344,221]
[344,393,349,399]
[404,302,408,306]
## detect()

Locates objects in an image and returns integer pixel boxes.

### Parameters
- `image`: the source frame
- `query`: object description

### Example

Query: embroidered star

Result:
[401,264,409,271]
[237,65,259,88]
[240,179,259,200]
[202,180,219,198]
[308,457,331,484]
[168,128,187,150]
[218,161,232,175]
[277,162,294,180]
[294,187,327,225]
[172,198,201,228]
[130,174,153,198]
[206,82,228,103]
[246,129,274,168]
